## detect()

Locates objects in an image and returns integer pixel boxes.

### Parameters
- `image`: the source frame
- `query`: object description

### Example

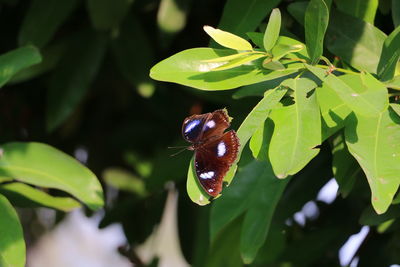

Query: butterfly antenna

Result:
[167,145,187,149]
[169,147,188,157]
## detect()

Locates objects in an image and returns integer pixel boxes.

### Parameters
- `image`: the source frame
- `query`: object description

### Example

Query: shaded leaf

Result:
[46,29,107,131]
[0,194,25,267]
[103,167,147,197]
[18,0,79,48]
[377,26,400,81]
[394,0,400,27]
[326,9,386,73]
[305,0,329,64]
[204,26,253,51]
[263,8,281,52]
[336,0,378,23]
[332,134,360,197]
[360,205,400,225]
[306,65,388,117]
[0,142,104,210]
[217,0,281,38]
[268,78,321,178]
[263,59,285,70]
[0,46,42,88]
[345,108,400,214]
[86,0,132,30]
[0,182,81,211]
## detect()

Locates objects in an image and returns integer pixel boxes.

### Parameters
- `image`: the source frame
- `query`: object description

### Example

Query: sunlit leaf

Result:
[306,65,388,117]
[263,8,281,52]
[0,142,104,210]
[268,78,321,178]
[345,108,400,214]
[211,54,267,71]
[0,182,81,211]
[157,0,189,33]
[0,194,25,267]
[204,26,253,51]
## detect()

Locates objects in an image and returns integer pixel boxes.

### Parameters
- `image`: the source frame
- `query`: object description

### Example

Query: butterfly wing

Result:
[182,113,211,143]
[194,130,239,197]
[199,109,231,141]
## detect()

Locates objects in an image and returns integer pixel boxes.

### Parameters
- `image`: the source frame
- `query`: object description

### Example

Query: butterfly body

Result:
[182,109,239,197]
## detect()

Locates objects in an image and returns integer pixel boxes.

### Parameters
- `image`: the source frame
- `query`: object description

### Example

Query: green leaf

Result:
[263,8,281,52]
[217,0,281,38]
[332,134,360,197]
[250,118,273,161]
[345,108,400,214]
[211,53,267,71]
[271,40,304,61]
[150,48,300,90]
[326,9,386,73]
[204,26,253,51]
[377,26,400,81]
[360,205,400,225]
[202,52,255,63]
[306,65,389,117]
[336,0,378,24]
[46,29,107,132]
[394,0,400,27]
[240,161,289,263]
[316,81,352,141]
[287,1,308,25]
[385,76,400,90]
[262,59,285,70]
[247,32,265,49]
[112,15,155,94]
[0,194,25,267]
[187,88,287,205]
[0,46,42,88]
[9,43,66,84]
[268,78,321,178]
[18,0,79,48]
[0,182,81,211]
[0,142,104,210]
[103,167,147,197]
[305,0,329,64]
[86,0,132,30]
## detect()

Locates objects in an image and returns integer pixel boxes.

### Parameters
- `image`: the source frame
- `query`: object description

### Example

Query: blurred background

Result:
[1,0,399,266]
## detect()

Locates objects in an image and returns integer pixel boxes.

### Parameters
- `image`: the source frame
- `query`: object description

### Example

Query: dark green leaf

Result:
[345,108,400,214]
[240,161,289,263]
[263,8,281,52]
[359,205,400,225]
[326,9,386,73]
[0,46,42,88]
[287,1,308,25]
[18,0,79,48]
[46,29,107,132]
[86,0,132,30]
[0,194,25,267]
[394,0,400,27]
[0,182,81,211]
[305,0,329,64]
[377,26,400,81]
[112,15,155,95]
[336,0,378,23]
[246,32,264,49]
[217,0,281,38]
[332,134,360,197]
[0,142,104,210]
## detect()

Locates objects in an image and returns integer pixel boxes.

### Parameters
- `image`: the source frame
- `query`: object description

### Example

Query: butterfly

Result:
[182,109,240,197]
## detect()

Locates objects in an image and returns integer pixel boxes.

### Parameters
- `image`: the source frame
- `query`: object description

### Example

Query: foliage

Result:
[0,0,399,266]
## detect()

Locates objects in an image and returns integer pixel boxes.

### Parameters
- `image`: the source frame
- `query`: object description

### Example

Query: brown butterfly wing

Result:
[194,130,239,197]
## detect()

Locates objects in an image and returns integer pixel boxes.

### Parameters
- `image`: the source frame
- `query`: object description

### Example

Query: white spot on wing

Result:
[206,120,215,129]
[184,120,200,133]
[217,141,226,157]
[199,171,215,179]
